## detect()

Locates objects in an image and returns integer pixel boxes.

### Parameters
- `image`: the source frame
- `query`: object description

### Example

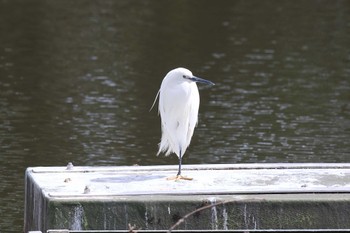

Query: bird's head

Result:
[166,67,215,86]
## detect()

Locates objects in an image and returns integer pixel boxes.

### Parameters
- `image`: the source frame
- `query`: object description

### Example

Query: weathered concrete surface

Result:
[24,163,350,232]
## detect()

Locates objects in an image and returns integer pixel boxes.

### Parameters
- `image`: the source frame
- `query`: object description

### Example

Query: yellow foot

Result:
[166,175,193,181]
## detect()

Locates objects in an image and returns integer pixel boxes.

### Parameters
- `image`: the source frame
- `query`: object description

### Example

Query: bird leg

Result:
[166,153,193,181]
[177,152,182,176]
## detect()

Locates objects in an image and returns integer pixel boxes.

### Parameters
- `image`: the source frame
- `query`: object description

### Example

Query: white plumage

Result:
[153,67,214,179]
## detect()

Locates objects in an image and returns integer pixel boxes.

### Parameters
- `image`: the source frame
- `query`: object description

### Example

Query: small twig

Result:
[168,200,227,232]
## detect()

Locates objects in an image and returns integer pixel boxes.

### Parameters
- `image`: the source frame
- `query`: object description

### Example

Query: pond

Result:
[0,0,349,232]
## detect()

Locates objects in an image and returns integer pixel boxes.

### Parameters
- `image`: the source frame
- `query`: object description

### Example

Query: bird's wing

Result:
[158,87,181,156]
[158,85,191,157]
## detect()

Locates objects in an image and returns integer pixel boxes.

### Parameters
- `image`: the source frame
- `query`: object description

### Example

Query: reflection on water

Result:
[0,0,350,232]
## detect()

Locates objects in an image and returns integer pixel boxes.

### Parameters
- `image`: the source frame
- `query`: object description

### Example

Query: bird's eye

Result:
[182,75,186,78]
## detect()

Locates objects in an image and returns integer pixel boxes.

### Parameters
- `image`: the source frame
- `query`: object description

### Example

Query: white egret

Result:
[152,67,214,180]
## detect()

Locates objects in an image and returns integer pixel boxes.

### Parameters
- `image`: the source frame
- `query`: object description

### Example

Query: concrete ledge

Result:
[24,163,350,232]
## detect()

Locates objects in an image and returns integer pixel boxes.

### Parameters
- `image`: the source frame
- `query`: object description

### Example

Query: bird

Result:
[151,67,214,180]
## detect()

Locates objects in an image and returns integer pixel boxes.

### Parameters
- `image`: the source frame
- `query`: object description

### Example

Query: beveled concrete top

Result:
[26,163,350,198]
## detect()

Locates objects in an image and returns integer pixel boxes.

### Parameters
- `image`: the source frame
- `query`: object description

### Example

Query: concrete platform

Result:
[24,163,350,232]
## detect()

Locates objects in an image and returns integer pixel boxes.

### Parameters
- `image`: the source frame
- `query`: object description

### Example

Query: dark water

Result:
[0,0,350,232]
